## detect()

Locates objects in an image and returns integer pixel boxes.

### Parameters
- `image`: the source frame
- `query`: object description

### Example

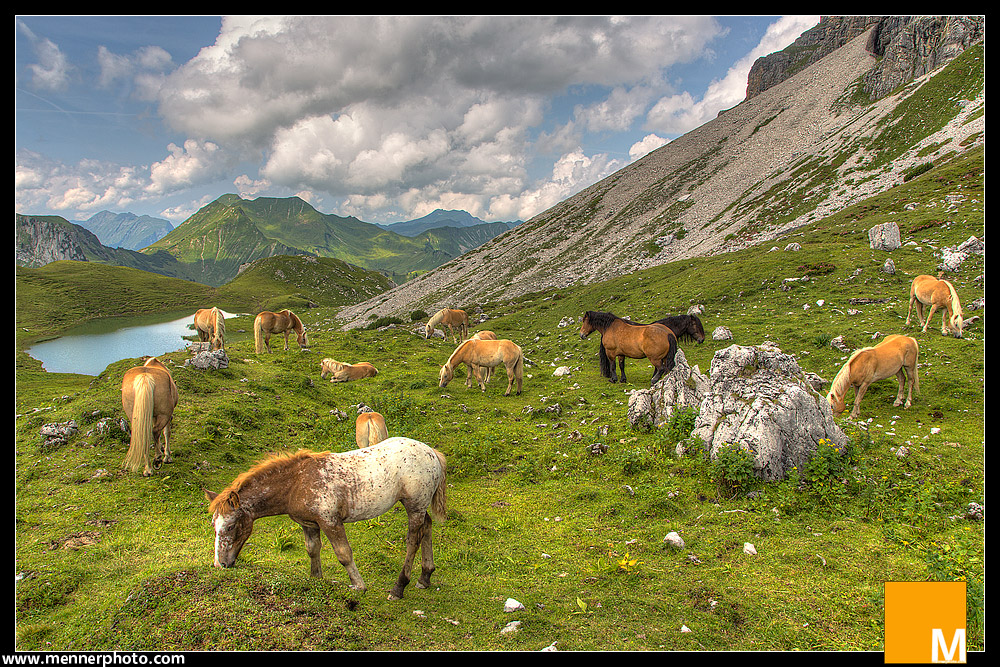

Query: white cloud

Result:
[147,140,227,195]
[629,134,670,161]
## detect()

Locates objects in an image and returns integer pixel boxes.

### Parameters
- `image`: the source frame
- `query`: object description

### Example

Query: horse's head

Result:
[205,489,254,568]
[826,391,845,417]
[951,313,964,338]
[297,331,309,348]
[438,364,454,388]
[690,317,706,343]
[579,314,595,339]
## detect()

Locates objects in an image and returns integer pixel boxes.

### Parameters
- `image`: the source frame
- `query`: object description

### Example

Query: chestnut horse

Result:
[355,410,388,448]
[580,311,678,385]
[320,359,378,382]
[426,308,469,343]
[906,274,965,338]
[121,357,179,475]
[193,307,226,350]
[204,437,447,600]
[465,330,497,387]
[254,309,308,353]
[827,334,919,419]
[439,337,523,396]
[652,313,706,344]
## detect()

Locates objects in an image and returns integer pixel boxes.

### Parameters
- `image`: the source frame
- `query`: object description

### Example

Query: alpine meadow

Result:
[15,18,984,653]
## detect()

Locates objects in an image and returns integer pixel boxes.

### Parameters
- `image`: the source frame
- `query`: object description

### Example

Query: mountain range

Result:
[335,16,984,328]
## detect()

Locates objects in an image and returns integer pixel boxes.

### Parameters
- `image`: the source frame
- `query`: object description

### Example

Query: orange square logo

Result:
[885,581,967,663]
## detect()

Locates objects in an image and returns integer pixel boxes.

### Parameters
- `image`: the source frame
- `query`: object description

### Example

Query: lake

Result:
[26,310,244,376]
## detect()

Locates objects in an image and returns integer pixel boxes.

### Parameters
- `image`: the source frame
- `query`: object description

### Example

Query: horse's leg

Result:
[414,512,436,590]
[922,304,938,332]
[905,296,914,326]
[302,524,323,578]
[893,369,907,407]
[390,508,431,600]
[283,331,291,350]
[321,521,366,591]
[849,382,870,419]
[618,356,627,383]
[264,333,273,353]
[503,364,515,396]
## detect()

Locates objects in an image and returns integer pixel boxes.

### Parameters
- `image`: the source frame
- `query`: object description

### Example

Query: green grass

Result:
[14,149,984,652]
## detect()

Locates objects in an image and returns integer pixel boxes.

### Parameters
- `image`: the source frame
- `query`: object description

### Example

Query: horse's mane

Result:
[209,449,328,515]
[445,338,476,367]
[942,279,964,317]
[828,346,872,400]
[583,310,621,331]
[213,307,226,339]
[653,314,705,341]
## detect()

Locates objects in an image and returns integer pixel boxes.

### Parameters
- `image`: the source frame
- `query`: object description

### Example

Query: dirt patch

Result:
[50,531,101,550]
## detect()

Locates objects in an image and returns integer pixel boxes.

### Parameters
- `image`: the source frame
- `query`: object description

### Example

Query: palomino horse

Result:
[827,334,920,419]
[320,358,378,382]
[652,313,706,344]
[439,337,524,396]
[204,437,447,600]
[906,274,965,338]
[193,307,226,350]
[465,330,497,387]
[580,311,678,385]
[121,357,179,476]
[355,410,388,448]
[254,309,308,353]
[426,308,469,344]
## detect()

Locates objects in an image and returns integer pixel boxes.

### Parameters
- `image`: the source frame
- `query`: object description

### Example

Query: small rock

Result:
[743,543,757,556]
[501,620,522,634]
[504,598,525,613]
[663,532,685,548]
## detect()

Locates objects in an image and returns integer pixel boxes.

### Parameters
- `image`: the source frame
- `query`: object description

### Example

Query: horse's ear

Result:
[204,489,218,503]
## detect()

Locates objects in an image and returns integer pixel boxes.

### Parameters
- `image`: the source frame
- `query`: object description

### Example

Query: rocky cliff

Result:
[336,17,984,329]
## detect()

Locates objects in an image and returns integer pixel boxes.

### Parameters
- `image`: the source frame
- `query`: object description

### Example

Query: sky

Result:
[15,15,820,227]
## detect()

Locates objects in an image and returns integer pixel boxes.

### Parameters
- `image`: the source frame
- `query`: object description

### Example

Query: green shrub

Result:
[710,443,757,497]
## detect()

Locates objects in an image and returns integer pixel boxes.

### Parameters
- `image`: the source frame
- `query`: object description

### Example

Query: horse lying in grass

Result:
[320,359,378,382]
[254,309,308,353]
[465,330,497,387]
[426,308,469,343]
[204,437,447,600]
[355,410,388,448]
[121,357,178,476]
[906,274,965,338]
[439,337,523,396]
[193,307,226,350]
[827,334,919,419]
[579,310,678,385]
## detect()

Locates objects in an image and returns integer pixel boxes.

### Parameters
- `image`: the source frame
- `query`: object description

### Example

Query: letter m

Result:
[932,628,966,663]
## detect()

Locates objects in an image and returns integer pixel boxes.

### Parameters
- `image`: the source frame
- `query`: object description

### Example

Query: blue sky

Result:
[15,15,820,226]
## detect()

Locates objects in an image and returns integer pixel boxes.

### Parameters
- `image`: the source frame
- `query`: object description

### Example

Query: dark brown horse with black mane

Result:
[580,311,678,385]
[651,313,705,343]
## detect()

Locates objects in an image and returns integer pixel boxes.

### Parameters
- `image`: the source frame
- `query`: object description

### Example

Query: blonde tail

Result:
[430,449,447,522]
[253,315,264,353]
[124,374,155,473]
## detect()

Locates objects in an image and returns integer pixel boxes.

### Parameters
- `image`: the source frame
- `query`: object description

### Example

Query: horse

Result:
[121,357,179,476]
[465,330,497,387]
[355,410,388,448]
[254,309,308,353]
[193,307,227,350]
[906,274,965,338]
[827,334,920,419]
[652,313,706,344]
[439,337,523,396]
[579,311,678,385]
[320,358,378,382]
[204,437,447,600]
[426,308,469,344]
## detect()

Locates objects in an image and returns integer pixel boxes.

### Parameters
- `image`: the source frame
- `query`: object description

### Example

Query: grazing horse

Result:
[827,334,920,419]
[906,274,965,338]
[121,357,179,476]
[254,309,308,353]
[426,308,469,343]
[465,330,497,387]
[193,307,227,350]
[439,337,523,396]
[204,437,447,600]
[355,410,388,448]
[652,313,706,344]
[320,359,378,382]
[580,310,678,385]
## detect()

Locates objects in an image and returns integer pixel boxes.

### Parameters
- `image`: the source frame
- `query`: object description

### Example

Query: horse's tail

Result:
[212,307,225,349]
[597,336,613,378]
[430,449,447,522]
[664,329,678,373]
[124,374,155,473]
[253,314,264,353]
[910,338,920,396]
[943,279,964,330]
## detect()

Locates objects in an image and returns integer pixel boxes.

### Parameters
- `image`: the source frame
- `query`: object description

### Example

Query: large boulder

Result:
[627,349,708,429]
[690,345,848,481]
[868,221,901,251]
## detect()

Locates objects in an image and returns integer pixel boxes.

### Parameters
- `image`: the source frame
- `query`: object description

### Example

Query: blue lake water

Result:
[26,310,244,376]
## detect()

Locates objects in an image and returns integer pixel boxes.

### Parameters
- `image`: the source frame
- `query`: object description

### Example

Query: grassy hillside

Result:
[13,148,984,651]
